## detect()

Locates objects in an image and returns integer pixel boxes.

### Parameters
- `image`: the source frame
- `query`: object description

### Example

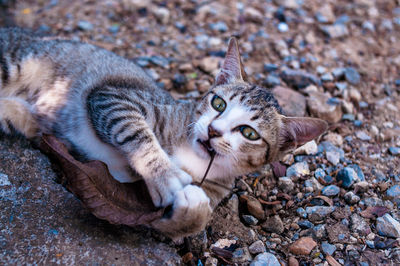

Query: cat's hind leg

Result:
[0,97,39,138]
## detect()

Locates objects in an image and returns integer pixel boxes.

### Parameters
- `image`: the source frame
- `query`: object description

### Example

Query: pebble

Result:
[250,252,280,266]
[0,173,11,186]
[320,24,349,38]
[288,257,299,266]
[242,215,258,226]
[153,7,170,24]
[280,68,321,89]
[198,56,220,74]
[296,207,307,218]
[289,237,317,255]
[248,240,266,254]
[77,20,94,31]
[264,74,281,87]
[277,22,289,32]
[232,247,253,264]
[247,196,265,220]
[307,91,342,123]
[386,185,400,198]
[205,257,218,266]
[297,220,313,229]
[244,7,264,23]
[294,140,318,155]
[278,177,295,193]
[306,206,335,222]
[326,149,341,165]
[286,162,310,177]
[344,67,361,85]
[376,214,400,238]
[344,192,360,204]
[354,181,369,193]
[350,214,371,236]
[322,185,340,196]
[321,241,336,255]
[321,73,334,82]
[332,67,345,79]
[336,167,358,188]
[388,147,400,156]
[264,63,278,73]
[209,21,228,32]
[355,131,371,141]
[272,86,306,117]
[262,215,284,234]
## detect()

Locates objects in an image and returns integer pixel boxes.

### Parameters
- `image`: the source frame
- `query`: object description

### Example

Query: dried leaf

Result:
[360,206,389,219]
[271,161,286,178]
[313,195,333,206]
[39,135,164,226]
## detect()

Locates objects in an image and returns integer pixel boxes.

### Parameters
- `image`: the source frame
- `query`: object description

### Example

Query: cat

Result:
[0,27,328,239]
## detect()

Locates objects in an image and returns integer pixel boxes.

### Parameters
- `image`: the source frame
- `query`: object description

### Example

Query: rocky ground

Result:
[1,0,400,265]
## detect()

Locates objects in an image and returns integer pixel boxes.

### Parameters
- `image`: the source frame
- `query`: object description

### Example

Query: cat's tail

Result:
[0,97,40,138]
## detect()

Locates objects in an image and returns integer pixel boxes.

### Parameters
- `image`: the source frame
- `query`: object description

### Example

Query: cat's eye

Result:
[239,125,260,140]
[211,95,226,113]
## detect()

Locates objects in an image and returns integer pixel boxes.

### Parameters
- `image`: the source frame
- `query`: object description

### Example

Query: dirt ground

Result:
[1,0,400,265]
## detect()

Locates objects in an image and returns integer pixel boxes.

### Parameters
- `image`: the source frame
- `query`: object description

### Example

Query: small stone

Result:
[350,214,371,236]
[354,181,369,193]
[242,215,258,226]
[0,173,11,186]
[250,252,280,266]
[326,149,340,165]
[389,147,400,156]
[362,21,375,32]
[227,194,239,215]
[280,68,320,89]
[306,206,335,222]
[108,24,120,33]
[153,7,170,24]
[307,91,342,123]
[262,215,284,234]
[387,185,400,199]
[322,185,340,197]
[264,74,281,87]
[294,140,318,155]
[289,237,317,255]
[296,207,307,218]
[344,192,360,204]
[77,20,94,31]
[332,67,345,79]
[205,257,218,266]
[244,7,263,23]
[277,22,289,32]
[272,86,306,117]
[288,256,299,266]
[278,177,295,193]
[336,167,358,188]
[355,131,371,141]
[286,162,310,177]
[321,241,336,255]
[209,21,228,32]
[321,73,334,82]
[263,63,278,73]
[316,4,336,23]
[323,133,343,147]
[376,214,400,238]
[211,239,236,249]
[320,24,349,38]
[297,220,313,229]
[197,57,220,74]
[326,255,341,266]
[248,240,266,255]
[247,196,265,220]
[344,67,361,85]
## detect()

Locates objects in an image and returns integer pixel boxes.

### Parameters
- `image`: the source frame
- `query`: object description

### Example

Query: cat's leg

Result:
[150,185,212,240]
[116,123,193,207]
[0,97,39,138]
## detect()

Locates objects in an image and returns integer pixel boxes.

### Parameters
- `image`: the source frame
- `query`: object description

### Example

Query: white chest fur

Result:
[172,144,210,182]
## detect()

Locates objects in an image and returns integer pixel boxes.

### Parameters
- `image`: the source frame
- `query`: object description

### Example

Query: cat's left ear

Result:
[215,37,247,85]
[278,116,328,153]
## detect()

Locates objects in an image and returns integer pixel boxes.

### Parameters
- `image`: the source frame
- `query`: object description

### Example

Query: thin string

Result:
[199,151,215,186]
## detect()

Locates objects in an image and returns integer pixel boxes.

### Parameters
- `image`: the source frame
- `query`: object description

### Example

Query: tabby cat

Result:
[0,27,328,239]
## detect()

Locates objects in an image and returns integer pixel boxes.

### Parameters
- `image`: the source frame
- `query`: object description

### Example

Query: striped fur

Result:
[0,29,327,239]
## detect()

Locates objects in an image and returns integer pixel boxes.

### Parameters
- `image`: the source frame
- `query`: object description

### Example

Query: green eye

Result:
[211,95,226,113]
[239,125,260,140]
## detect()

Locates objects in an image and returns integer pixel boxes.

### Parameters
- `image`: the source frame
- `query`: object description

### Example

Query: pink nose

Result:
[208,124,222,138]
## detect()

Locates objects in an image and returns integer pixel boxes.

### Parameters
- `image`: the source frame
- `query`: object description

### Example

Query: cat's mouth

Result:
[197,139,216,156]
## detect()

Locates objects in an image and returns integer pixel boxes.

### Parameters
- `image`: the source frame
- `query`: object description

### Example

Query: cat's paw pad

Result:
[173,185,211,219]
[147,168,192,207]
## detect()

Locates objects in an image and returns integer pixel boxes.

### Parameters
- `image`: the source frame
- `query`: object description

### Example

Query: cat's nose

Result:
[208,124,222,138]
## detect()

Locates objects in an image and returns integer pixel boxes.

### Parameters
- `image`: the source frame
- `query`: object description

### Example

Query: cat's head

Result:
[191,38,328,176]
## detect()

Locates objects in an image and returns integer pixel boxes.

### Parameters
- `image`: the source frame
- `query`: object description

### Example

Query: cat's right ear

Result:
[215,37,247,85]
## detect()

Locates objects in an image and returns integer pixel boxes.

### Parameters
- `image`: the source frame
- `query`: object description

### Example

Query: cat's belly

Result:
[66,119,140,183]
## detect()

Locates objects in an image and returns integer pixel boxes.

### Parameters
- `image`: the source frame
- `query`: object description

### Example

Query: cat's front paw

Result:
[146,167,192,207]
[151,185,212,239]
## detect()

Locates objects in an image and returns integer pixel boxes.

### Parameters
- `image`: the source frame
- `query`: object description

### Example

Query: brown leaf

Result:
[360,206,389,219]
[271,161,286,178]
[39,135,164,226]
[313,195,333,206]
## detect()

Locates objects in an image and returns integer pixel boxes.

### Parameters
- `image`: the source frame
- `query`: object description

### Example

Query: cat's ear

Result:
[215,37,247,85]
[278,116,328,153]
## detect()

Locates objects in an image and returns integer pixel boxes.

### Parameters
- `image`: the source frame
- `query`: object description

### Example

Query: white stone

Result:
[0,173,11,186]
